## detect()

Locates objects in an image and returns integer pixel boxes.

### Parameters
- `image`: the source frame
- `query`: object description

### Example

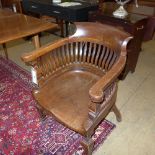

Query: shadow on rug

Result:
[0,56,115,155]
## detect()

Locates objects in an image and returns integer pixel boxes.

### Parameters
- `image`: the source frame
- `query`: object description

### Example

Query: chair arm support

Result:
[89,36,133,103]
[89,55,126,103]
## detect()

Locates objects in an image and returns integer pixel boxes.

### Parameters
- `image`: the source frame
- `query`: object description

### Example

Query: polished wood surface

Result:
[22,22,132,155]
[0,9,58,58]
[137,0,155,7]
[127,1,155,41]
[89,2,148,79]
[98,0,155,41]
[0,9,58,44]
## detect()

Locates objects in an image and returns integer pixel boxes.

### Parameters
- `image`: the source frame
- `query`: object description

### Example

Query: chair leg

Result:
[59,19,64,37]
[2,43,8,59]
[36,104,46,120]
[112,104,122,122]
[81,136,94,155]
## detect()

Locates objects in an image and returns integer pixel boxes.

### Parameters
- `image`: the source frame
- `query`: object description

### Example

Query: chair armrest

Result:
[89,36,132,103]
[21,38,68,64]
[89,56,125,102]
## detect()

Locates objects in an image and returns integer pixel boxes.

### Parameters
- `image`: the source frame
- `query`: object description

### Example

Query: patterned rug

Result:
[0,56,115,155]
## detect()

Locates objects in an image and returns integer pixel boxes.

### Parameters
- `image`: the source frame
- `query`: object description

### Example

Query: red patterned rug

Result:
[0,56,115,155]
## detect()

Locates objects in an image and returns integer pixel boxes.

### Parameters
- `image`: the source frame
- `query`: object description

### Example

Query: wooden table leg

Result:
[32,34,40,49]
[2,43,8,59]
[65,21,69,37]
[59,19,64,37]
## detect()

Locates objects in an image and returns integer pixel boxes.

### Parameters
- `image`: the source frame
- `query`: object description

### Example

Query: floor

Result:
[0,33,155,155]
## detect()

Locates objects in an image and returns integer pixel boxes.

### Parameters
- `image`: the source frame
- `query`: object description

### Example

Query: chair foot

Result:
[112,104,122,122]
[36,104,46,120]
[2,43,8,59]
[81,137,94,155]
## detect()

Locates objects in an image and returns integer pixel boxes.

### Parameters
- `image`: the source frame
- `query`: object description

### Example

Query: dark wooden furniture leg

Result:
[65,21,69,37]
[81,136,94,155]
[2,43,8,59]
[36,104,46,120]
[112,104,122,122]
[56,18,64,37]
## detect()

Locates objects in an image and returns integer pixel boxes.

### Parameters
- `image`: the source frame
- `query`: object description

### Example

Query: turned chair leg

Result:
[112,104,122,122]
[2,43,8,59]
[36,104,46,120]
[81,135,94,155]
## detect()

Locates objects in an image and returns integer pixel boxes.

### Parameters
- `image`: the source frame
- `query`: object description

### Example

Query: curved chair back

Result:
[22,22,132,87]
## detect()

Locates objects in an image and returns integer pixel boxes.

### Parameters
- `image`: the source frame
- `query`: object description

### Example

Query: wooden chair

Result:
[22,22,132,155]
[1,0,23,13]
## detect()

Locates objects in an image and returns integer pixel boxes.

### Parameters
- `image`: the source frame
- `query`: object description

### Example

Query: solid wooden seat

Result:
[22,22,132,155]
[34,66,104,135]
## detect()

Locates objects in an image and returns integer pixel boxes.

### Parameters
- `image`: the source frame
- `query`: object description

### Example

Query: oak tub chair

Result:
[22,22,132,155]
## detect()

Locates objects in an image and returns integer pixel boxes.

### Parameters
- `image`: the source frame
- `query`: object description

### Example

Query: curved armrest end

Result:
[89,88,104,103]
[21,53,33,63]
[89,55,126,103]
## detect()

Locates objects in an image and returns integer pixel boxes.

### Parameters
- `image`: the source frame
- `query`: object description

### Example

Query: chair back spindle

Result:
[34,41,119,86]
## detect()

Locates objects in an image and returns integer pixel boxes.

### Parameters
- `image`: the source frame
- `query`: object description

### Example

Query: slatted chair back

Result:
[23,23,131,87]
